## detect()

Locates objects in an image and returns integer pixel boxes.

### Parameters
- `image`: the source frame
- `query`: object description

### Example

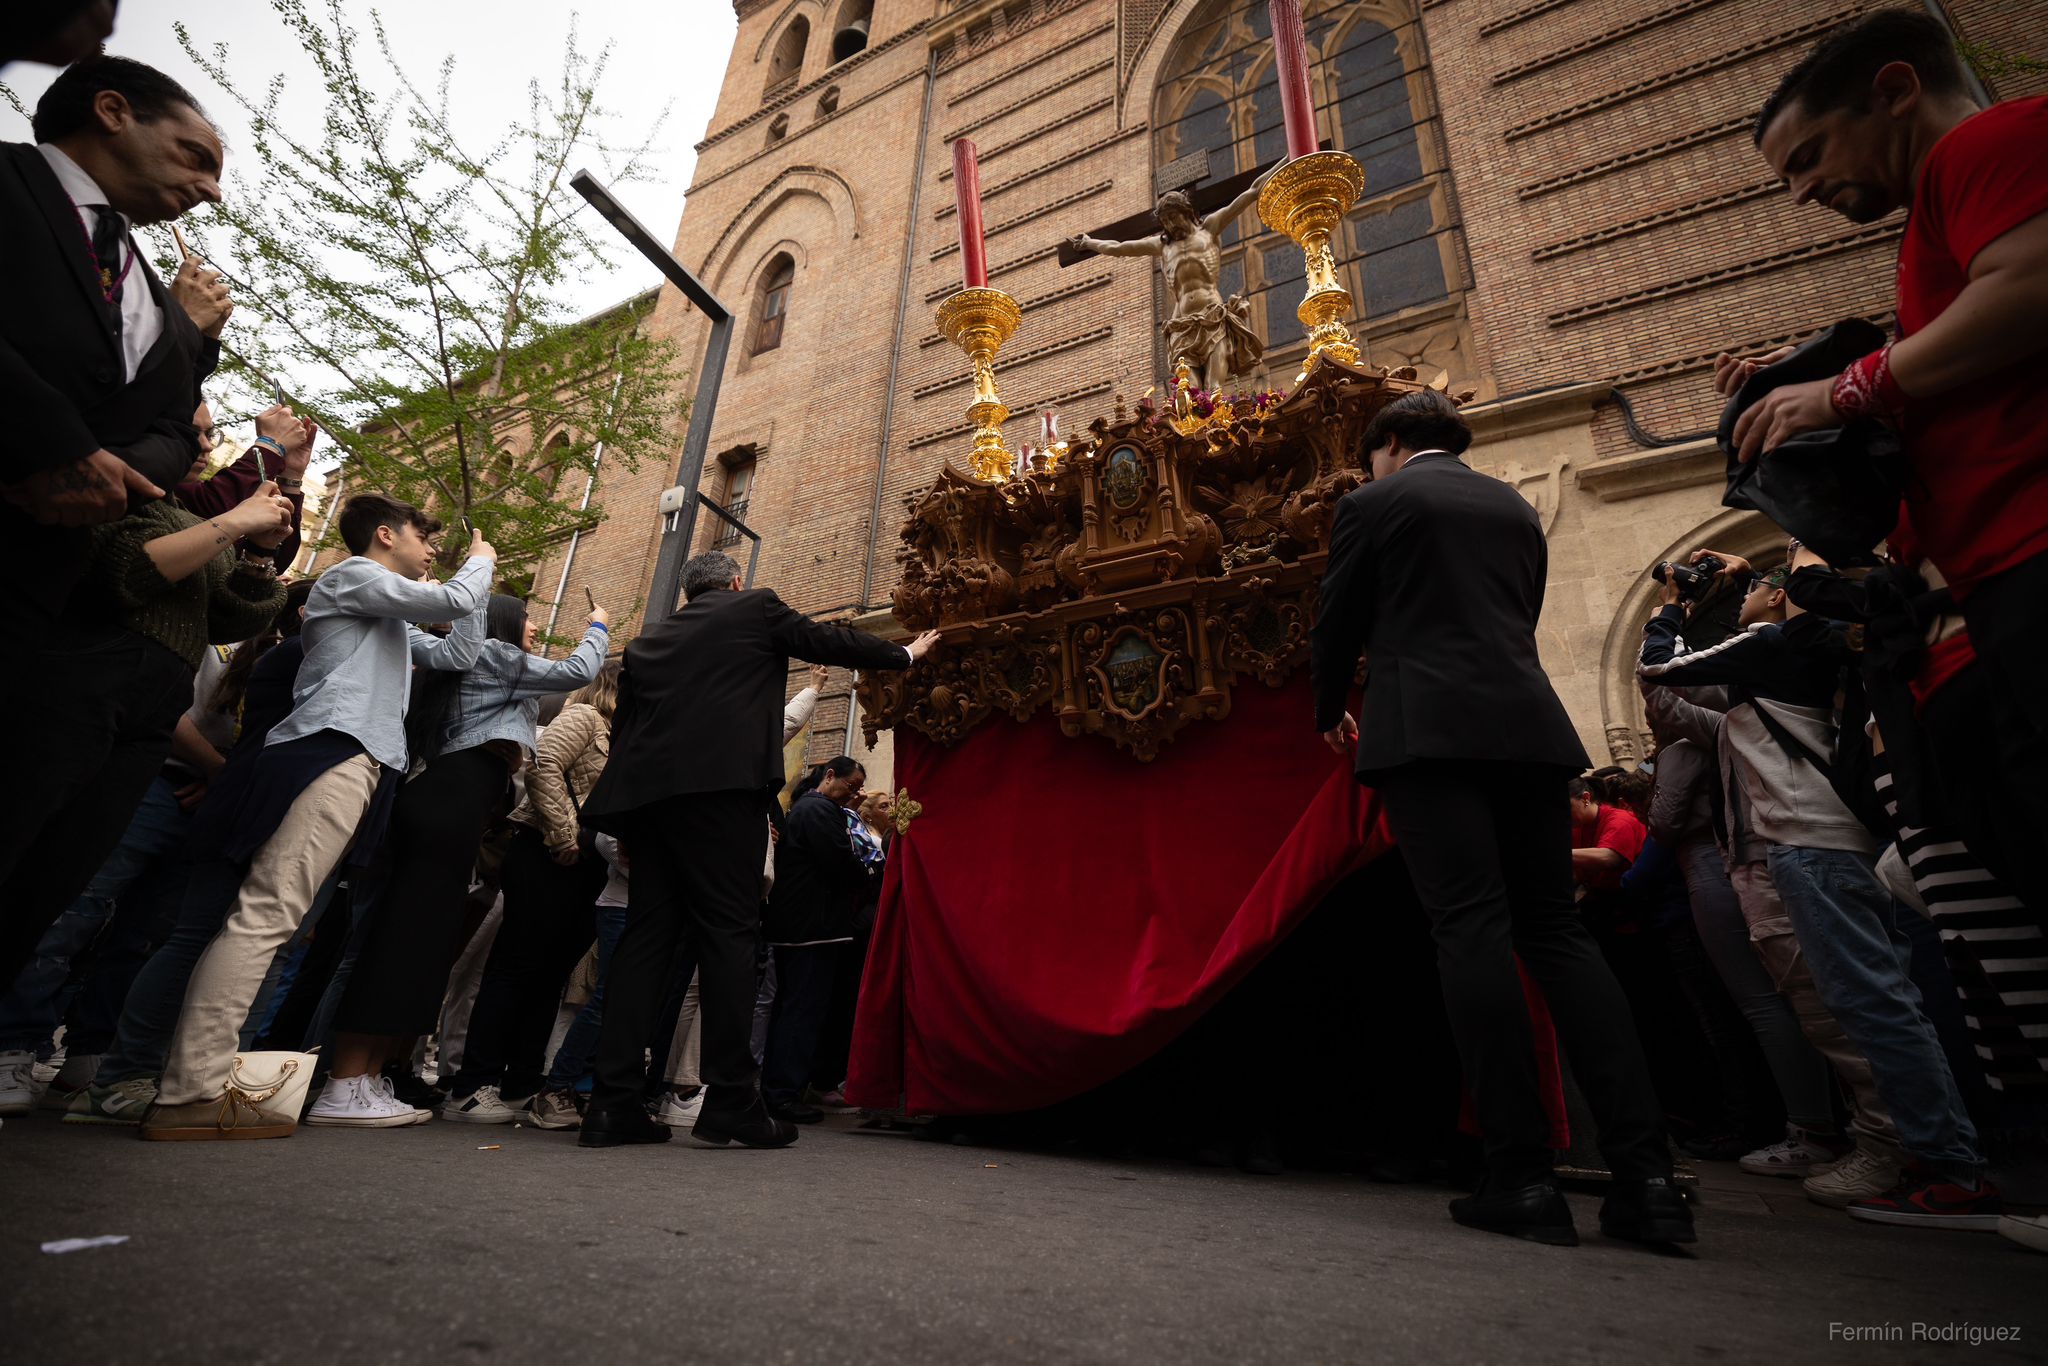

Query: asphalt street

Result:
[2,1113,2041,1365]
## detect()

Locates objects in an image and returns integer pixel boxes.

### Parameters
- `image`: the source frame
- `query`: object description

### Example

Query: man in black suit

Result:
[1,55,221,644]
[1311,391,1692,1248]
[577,550,939,1148]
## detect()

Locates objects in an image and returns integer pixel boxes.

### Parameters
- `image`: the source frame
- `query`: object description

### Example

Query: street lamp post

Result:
[571,168,735,621]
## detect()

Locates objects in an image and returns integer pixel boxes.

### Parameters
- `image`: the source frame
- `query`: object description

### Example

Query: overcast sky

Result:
[4,0,737,348]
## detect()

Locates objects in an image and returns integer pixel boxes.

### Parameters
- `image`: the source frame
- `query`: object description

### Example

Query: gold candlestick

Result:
[1256,149,1366,374]
[936,286,1023,484]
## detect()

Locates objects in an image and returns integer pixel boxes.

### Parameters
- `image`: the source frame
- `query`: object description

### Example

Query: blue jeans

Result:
[1767,844,1983,1180]
[98,856,245,1085]
[0,775,188,1054]
[1679,837,1833,1131]
[544,902,628,1091]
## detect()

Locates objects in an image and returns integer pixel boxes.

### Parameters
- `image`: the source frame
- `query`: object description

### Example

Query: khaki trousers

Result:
[662,975,704,1088]
[430,894,503,1080]
[1726,859,1899,1150]
[158,754,381,1106]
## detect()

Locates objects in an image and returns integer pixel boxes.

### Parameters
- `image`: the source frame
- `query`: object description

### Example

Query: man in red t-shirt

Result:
[1723,13,2048,590]
[1707,11,2036,1231]
[1568,777,1646,895]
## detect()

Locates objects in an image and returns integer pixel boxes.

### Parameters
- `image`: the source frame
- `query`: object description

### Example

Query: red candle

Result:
[951,138,989,289]
[1267,0,1319,160]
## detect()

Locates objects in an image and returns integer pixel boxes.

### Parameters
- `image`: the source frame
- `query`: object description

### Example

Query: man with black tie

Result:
[0,57,224,965]
[0,55,221,639]
[1310,391,1693,1248]
[577,551,939,1148]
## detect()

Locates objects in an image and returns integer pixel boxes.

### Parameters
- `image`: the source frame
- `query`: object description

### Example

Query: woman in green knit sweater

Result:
[87,478,294,671]
[0,449,295,961]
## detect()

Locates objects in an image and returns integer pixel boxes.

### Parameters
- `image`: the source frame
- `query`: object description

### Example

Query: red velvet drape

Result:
[846,675,1566,1144]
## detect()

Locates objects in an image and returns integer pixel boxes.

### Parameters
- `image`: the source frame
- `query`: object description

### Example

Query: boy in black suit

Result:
[1311,391,1692,1249]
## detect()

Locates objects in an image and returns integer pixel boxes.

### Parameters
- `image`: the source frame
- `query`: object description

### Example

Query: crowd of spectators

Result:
[0,9,2041,1261]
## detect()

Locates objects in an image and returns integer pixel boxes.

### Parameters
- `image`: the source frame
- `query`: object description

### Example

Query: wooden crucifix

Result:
[1057,145,1329,393]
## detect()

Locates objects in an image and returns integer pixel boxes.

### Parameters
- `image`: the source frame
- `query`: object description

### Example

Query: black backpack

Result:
[1719,319,1908,569]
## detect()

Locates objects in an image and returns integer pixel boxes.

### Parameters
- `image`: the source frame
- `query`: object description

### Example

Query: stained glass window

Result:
[1149,0,1454,365]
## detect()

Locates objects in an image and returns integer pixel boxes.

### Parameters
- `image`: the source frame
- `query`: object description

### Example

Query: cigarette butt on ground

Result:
[477,1145,502,1151]
[42,1236,129,1254]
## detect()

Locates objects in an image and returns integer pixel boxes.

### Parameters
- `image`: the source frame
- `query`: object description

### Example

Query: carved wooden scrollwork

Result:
[1212,576,1312,689]
[859,356,1447,758]
[981,623,1059,723]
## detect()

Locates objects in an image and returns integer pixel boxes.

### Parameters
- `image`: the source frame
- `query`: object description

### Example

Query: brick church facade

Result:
[514,0,2042,784]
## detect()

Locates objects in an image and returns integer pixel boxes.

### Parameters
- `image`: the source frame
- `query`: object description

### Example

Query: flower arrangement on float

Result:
[1167,358,1292,437]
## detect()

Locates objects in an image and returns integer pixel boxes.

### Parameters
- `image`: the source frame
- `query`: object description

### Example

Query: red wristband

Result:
[1830,344,1907,427]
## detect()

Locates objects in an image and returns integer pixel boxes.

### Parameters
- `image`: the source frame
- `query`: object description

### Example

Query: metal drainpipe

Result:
[846,42,939,759]
[546,336,629,644]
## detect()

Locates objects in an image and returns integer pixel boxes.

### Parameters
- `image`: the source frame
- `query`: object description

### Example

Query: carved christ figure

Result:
[1067,165,1278,394]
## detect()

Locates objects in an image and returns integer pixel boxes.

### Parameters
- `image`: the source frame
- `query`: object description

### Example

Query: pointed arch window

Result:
[1150,0,1459,365]
[752,254,795,355]
[831,0,873,63]
[765,16,809,100]
[534,430,573,494]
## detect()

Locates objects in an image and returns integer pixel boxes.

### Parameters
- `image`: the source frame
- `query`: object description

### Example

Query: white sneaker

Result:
[305,1075,429,1128]
[367,1073,433,1126]
[1998,1213,2048,1254]
[1802,1143,1903,1209]
[654,1088,704,1129]
[30,1044,65,1086]
[1739,1126,1841,1179]
[0,1050,42,1116]
[39,1051,104,1110]
[440,1083,518,1125]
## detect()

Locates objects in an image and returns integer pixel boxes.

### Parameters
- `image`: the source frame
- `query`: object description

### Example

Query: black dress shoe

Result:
[1364,1153,1429,1185]
[769,1100,824,1125]
[694,1091,800,1149]
[1599,1176,1697,1245]
[1681,1132,1749,1162]
[1448,1181,1579,1247]
[1237,1130,1284,1177]
[579,1105,674,1148]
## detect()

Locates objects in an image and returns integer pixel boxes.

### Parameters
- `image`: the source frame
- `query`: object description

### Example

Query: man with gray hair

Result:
[576,551,938,1149]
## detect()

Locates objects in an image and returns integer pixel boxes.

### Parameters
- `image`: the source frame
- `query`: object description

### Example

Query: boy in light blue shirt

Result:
[146,493,497,1139]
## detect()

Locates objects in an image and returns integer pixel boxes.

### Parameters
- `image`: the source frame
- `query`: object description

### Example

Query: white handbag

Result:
[221,1048,320,1133]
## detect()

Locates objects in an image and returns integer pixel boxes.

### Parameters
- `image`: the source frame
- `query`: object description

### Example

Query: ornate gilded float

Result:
[858,356,1474,761]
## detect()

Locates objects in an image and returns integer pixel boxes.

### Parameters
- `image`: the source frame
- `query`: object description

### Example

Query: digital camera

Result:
[1651,554,1725,603]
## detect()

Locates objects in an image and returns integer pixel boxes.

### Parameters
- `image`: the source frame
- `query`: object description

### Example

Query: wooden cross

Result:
[1055,143,1330,268]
